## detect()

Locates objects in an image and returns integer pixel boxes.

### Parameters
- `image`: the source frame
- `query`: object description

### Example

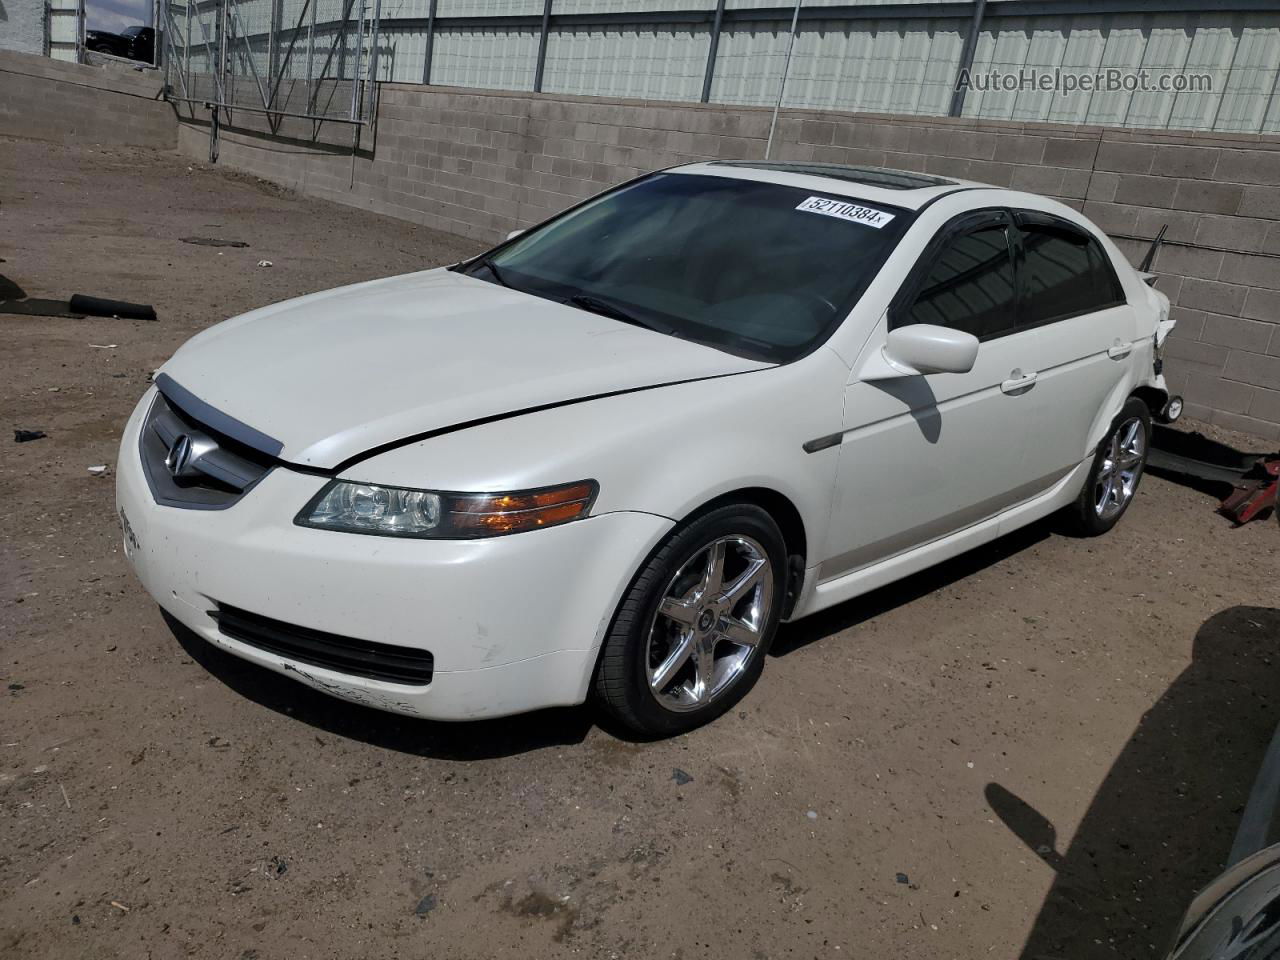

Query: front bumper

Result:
[115,389,672,720]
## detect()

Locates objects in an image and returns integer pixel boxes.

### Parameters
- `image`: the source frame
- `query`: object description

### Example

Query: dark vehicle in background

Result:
[85,25,155,64]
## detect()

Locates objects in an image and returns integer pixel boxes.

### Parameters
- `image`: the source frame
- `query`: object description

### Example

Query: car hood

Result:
[159,268,769,469]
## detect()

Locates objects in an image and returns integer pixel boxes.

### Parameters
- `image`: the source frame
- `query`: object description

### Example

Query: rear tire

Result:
[1067,397,1151,537]
[593,504,786,737]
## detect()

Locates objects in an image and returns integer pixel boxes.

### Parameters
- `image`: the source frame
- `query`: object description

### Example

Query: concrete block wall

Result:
[0,49,175,148]
[183,83,1280,439]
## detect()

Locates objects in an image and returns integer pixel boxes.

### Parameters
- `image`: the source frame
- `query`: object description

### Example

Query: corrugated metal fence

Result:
[164,0,1280,134]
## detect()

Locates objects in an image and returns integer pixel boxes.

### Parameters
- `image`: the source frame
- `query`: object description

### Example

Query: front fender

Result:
[345,348,850,567]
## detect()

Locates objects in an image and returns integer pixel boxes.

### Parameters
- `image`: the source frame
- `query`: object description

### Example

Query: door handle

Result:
[1107,339,1133,360]
[1001,369,1038,395]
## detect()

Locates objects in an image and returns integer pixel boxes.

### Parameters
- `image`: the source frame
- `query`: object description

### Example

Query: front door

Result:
[821,210,1049,580]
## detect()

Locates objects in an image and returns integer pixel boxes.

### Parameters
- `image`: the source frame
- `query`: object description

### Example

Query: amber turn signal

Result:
[449,482,598,535]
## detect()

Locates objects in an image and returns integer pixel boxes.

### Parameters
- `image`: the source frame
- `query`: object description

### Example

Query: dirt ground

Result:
[2,133,1279,960]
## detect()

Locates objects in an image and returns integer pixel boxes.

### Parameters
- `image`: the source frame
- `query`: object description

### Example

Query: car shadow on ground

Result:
[771,516,1055,657]
[164,610,595,761]
[989,603,1280,959]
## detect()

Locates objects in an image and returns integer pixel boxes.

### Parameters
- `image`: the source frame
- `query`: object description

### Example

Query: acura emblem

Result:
[165,434,194,478]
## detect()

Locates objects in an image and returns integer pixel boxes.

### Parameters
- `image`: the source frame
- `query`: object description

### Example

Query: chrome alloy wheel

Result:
[645,535,774,713]
[1095,416,1145,520]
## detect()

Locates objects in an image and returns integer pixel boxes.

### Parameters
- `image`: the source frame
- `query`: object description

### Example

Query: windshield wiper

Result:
[473,257,513,288]
[566,293,672,335]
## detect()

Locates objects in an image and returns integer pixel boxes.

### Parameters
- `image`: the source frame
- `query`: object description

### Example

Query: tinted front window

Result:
[906,226,1016,339]
[469,173,907,361]
[1020,225,1123,326]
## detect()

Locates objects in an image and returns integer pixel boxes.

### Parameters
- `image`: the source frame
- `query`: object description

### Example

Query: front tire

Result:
[593,504,786,737]
[1067,397,1151,536]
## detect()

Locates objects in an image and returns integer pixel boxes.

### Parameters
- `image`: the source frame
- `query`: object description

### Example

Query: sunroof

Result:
[711,162,956,191]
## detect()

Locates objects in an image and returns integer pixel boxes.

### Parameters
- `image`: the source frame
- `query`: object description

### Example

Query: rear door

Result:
[1008,211,1137,478]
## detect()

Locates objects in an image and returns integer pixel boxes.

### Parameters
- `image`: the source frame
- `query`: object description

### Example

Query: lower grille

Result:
[211,604,434,686]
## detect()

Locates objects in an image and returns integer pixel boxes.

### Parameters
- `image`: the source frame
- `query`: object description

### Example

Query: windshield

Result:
[463,172,909,362]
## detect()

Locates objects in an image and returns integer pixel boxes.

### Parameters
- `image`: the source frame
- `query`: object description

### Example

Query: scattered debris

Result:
[0,297,87,318]
[14,429,47,443]
[69,295,157,322]
[71,915,80,925]
[671,768,693,786]
[8,682,24,691]
[805,810,818,820]
[271,856,287,876]
[896,873,910,885]
[257,260,273,268]
[59,783,71,809]
[87,465,109,477]
[109,900,129,913]
[88,343,118,349]
[1149,426,1280,525]
[181,237,249,248]
[414,894,437,917]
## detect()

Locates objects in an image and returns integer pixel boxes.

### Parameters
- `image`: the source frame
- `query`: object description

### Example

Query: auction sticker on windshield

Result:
[795,196,895,228]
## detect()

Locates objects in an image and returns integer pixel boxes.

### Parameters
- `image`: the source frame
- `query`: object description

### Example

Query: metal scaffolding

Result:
[161,0,384,159]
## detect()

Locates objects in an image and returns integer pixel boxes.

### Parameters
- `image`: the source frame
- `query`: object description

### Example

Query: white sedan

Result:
[116,162,1177,735]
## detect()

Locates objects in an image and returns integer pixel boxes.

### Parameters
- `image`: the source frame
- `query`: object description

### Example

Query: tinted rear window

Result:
[1020,225,1124,326]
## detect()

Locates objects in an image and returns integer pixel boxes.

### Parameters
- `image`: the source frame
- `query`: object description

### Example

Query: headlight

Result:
[295,479,598,539]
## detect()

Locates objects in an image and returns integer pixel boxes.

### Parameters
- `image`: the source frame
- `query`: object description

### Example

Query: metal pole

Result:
[362,0,382,123]
[163,0,173,93]
[763,0,801,161]
[421,0,437,84]
[220,0,231,117]
[309,0,356,113]
[228,0,274,111]
[533,0,552,93]
[267,0,314,110]
[267,0,282,108]
[306,0,316,111]
[194,3,229,106]
[185,2,193,100]
[163,7,194,100]
[948,0,986,117]
[700,0,726,104]
[349,0,365,121]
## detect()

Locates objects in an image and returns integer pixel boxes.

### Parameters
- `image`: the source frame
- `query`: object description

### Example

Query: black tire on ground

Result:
[592,503,787,737]
[1067,396,1152,537]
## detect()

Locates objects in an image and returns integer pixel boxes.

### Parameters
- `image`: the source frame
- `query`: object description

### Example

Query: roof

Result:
[670,160,992,211]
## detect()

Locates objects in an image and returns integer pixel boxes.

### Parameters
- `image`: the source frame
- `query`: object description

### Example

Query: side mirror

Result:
[505,229,524,241]
[879,324,979,376]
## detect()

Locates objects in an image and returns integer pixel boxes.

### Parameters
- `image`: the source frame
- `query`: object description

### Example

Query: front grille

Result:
[211,604,435,686]
[140,389,274,510]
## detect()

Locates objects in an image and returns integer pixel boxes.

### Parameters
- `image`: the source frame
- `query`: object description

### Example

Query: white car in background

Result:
[116,162,1177,736]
